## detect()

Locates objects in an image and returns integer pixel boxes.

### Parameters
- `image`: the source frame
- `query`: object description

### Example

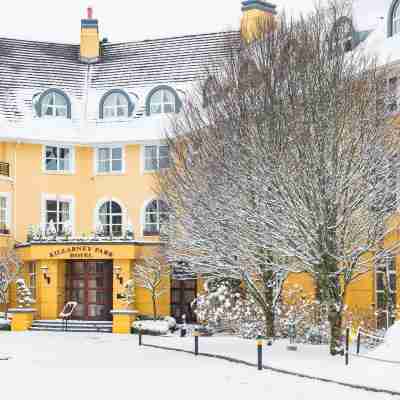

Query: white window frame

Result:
[42,145,75,174]
[394,1,400,36]
[141,198,169,236]
[28,262,37,302]
[103,93,130,119]
[94,146,125,175]
[41,193,75,237]
[141,143,169,173]
[93,197,127,238]
[149,89,176,115]
[375,256,397,329]
[41,91,68,118]
[0,192,11,235]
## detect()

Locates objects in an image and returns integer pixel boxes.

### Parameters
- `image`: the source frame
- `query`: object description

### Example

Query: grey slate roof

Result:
[0,30,239,124]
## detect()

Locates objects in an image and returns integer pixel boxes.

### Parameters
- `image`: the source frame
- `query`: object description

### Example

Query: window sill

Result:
[95,171,126,176]
[0,175,13,182]
[43,171,75,175]
[143,231,160,237]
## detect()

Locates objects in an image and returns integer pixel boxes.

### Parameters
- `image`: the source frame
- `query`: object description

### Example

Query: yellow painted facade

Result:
[0,1,397,333]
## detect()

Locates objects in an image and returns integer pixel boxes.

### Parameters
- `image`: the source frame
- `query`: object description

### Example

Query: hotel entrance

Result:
[65,260,113,321]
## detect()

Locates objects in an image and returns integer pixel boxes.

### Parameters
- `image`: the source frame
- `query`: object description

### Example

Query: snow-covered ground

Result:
[0,331,397,400]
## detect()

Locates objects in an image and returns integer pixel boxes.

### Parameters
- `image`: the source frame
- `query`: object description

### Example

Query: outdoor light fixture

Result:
[40,265,51,285]
[114,265,123,285]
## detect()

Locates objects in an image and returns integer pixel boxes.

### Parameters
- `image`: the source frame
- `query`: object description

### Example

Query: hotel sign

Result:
[49,246,114,259]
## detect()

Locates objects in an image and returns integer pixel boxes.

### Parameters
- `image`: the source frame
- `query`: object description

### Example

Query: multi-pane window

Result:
[144,145,169,171]
[103,93,129,119]
[98,201,123,237]
[144,199,169,235]
[41,91,69,118]
[97,147,123,173]
[45,198,71,235]
[394,1,400,36]
[149,89,176,115]
[376,254,397,329]
[44,146,73,172]
[28,262,36,301]
[0,196,8,234]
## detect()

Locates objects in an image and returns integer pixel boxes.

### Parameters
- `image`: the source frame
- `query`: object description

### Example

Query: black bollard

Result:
[257,336,263,370]
[194,329,199,356]
[345,327,350,366]
[139,330,142,346]
[356,330,361,355]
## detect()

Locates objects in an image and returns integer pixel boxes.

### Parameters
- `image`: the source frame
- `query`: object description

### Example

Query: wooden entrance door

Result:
[171,279,197,323]
[66,261,113,321]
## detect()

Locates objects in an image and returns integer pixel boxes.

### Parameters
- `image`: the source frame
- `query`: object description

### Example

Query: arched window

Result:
[393,1,400,36]
[99,90,134,119]
[38,89,71,118]
[98,200,123,237]
[146,86,182,116]
[144,199,169,235]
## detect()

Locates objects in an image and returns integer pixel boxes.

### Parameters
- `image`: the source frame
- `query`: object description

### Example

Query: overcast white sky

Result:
[0,0,382,44]
[0,0,323,44]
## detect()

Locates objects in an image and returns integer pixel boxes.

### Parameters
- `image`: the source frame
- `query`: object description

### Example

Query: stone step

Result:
[32,322,112,328]
[30,319,113,333]
[30,326,112,333]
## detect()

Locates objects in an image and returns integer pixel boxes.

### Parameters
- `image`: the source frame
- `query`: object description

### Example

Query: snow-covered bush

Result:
[194,279,266,339]
[132,320,170,336]
[15,279,34,308]
[0,318,10,331]
[275,285,329,344]
[164,316,177,330]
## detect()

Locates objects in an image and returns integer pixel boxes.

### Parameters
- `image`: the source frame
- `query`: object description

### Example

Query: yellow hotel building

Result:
[0,0,399,332]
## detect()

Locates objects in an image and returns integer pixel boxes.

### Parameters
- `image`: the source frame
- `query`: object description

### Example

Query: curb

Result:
[142,343,400,397]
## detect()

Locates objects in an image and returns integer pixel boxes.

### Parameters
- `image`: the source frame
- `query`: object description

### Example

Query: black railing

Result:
[0,162,10,177]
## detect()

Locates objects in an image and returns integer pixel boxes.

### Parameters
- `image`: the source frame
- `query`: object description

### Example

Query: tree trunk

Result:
[328,306,343,356]
[264,283,275,338]
[152,294,157,321]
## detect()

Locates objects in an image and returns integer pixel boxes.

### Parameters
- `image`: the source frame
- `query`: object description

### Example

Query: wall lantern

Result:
[114,265,123,285]
[40,265,51,285]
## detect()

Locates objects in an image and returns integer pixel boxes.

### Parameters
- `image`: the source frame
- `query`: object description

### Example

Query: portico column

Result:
[37,259,60,319]
[113,259,132,310]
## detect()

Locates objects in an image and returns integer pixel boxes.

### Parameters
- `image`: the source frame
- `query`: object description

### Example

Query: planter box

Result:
[110,309,138,334]
[9,308,36,332]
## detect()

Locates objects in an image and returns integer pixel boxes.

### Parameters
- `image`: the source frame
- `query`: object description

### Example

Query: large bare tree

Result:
[159,0,400,354]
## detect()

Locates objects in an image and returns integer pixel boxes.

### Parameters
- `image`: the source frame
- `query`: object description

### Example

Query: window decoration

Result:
[144,145,169,171]
[0,196,9,234]
[37,89,71,118]
[96,147,123,173]
[98,200,123,237]
[44,146,73,172]
[28,262,36,301]
[144,199,169,235]
[45,198,72,236]
[99,90,134,119]
[146,86,182,116]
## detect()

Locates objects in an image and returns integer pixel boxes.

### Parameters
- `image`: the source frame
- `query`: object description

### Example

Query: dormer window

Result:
[38,89,71,118]
[146,86,182,116]
[393,1,400,36]
[99,90,134,119]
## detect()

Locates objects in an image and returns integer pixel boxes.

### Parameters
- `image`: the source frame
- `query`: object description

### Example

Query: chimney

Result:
[241,0,277,42]
[80,6,100,63]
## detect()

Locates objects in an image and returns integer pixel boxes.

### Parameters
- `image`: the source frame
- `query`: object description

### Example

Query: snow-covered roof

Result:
[0,31,239,145]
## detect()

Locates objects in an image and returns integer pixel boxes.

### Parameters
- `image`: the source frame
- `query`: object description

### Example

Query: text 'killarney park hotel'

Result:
[1,0,400,332]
